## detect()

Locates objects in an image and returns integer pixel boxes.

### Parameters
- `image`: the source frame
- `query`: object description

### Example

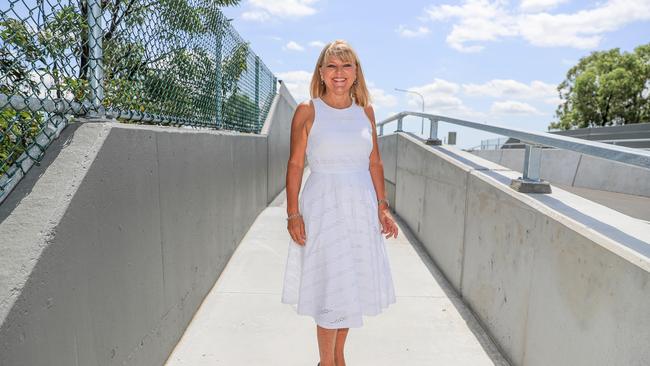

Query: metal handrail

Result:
[377,111,650,193]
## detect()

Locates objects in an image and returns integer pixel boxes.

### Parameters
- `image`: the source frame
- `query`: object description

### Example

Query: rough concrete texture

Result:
[471,148,650,197]
[391,133,650,366]
[0,83,296,366]
[165,167,510,366]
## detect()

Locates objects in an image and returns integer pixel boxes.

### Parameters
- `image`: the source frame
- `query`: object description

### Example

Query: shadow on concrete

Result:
[0,122,82,224]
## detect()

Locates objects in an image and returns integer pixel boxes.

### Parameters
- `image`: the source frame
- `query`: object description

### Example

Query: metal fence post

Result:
[397,116,403,132]
[214,15,224,128]
[510,143,551,193]
[425,117,442,145]
[522,144,542,181]
[255,55,260,126]
[87,0,104,115]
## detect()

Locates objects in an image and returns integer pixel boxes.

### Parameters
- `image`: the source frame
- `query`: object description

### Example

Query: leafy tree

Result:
[0,7,84,176]
[550,43,650,130]
[1,0,250,176]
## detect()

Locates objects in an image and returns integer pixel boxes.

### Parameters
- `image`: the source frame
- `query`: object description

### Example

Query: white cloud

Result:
[413,78,461,95]
[284,41,305,51]
[425,0,518,52]
[396,25,431,38]
[462,79,557,99]
[366,81,399,110]
[241,11,271,22]
[308,40,326,48]
[544,97,562,106]
[519,0,568,13]
[423,0,650,51]
[405,78,485,119]
[275,70,313,103]
[243,0,319,22]
[491,100,541,115]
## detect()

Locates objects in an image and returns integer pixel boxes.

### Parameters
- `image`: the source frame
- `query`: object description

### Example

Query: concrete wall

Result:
[262,82,297,204]
[0,82,296,366]
[379,132,650,366]
[471,148,650,197]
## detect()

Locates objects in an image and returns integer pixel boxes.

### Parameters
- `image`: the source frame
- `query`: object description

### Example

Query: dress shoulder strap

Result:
[311,97,322,121]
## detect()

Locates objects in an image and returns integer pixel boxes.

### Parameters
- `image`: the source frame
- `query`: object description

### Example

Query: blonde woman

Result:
[281,40,398,366]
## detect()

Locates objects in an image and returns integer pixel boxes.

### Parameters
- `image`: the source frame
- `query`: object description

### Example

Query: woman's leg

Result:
[334,328,349,366]
[316,324,338,366]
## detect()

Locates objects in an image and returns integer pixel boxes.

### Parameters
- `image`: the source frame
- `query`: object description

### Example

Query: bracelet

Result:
[286,212,302,221]
[378,198,390,208]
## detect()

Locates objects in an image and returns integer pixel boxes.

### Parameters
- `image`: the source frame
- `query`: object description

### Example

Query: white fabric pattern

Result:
[281,97,396,329]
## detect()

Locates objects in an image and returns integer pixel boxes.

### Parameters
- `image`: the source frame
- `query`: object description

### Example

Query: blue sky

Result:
[221,0,650,149]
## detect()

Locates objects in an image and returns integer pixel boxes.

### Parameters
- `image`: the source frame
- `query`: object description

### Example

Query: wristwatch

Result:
[378,198,389,208]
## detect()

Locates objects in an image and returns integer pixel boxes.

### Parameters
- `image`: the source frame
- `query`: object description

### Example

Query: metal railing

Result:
[377,111,650,192]
[1,0,277,204]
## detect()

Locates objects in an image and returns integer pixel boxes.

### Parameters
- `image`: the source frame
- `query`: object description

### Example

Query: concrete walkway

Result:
[165,169,510,366]
[554,183,650,222]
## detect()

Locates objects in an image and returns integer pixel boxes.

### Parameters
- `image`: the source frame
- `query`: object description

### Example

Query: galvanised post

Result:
[214,14,224,128]
[522,143,543,181]
[87,0,104,114]
[397,117,403,132]
[425,117,442,145]
[429,117,438,140]
[255,55,260,125]
[379,124,384,136]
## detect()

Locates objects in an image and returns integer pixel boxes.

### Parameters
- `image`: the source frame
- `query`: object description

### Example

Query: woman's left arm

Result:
[364,104,398,239]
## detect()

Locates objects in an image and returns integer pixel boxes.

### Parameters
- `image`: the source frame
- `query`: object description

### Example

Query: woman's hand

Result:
[287,214,306,245]
[378,207,398,239]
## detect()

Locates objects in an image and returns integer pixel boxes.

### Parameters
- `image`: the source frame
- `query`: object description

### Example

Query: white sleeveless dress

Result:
[281,97,396,329]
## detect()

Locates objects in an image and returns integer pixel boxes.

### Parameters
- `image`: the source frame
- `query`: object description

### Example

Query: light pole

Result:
[394,88,425,134]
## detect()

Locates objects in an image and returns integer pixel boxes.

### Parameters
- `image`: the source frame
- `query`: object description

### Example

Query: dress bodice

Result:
[306,97,373,174]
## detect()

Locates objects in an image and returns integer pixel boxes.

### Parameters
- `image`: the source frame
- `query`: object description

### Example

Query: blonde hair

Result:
[309,40,372,108]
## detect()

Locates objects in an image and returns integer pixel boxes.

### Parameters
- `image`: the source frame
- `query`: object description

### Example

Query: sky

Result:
[221,0,650,149]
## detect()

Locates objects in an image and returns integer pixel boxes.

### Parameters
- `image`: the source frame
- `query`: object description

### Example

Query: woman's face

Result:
[320,56,357,95]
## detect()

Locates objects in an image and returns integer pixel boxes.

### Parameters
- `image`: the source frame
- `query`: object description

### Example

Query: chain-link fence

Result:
[1,0,277,203]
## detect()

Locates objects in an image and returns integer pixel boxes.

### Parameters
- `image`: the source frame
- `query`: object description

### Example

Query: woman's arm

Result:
[365,104,398,238]
[364,104,389,210]
[286,101,312,216]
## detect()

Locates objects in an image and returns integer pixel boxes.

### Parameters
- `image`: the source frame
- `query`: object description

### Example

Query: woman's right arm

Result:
[286,101,311,245]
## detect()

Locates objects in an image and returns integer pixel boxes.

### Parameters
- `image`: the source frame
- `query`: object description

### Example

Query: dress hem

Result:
[280,297,397,329]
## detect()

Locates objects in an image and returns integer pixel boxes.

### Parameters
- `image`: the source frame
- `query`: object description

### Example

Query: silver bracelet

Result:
[286,212,302,221]
[378,198,389,208]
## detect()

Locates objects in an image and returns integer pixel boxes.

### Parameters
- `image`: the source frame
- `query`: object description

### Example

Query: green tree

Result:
[550,43,650,130]
[1,0,249,176]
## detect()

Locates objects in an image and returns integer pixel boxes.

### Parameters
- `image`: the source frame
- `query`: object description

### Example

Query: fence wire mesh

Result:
[1,0,277,202]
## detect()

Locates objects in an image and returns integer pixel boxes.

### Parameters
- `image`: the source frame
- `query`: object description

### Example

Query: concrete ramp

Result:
[382,132,650,366]
[165,168,510,366]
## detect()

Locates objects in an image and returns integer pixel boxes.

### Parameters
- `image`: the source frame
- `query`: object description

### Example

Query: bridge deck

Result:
[554,184,650,222]
[164,169,510,366]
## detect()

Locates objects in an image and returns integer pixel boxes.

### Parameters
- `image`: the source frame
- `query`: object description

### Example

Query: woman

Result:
[281,39,398,366]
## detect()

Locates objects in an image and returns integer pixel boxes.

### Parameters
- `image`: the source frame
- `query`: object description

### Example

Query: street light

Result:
[394,88,425,135]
